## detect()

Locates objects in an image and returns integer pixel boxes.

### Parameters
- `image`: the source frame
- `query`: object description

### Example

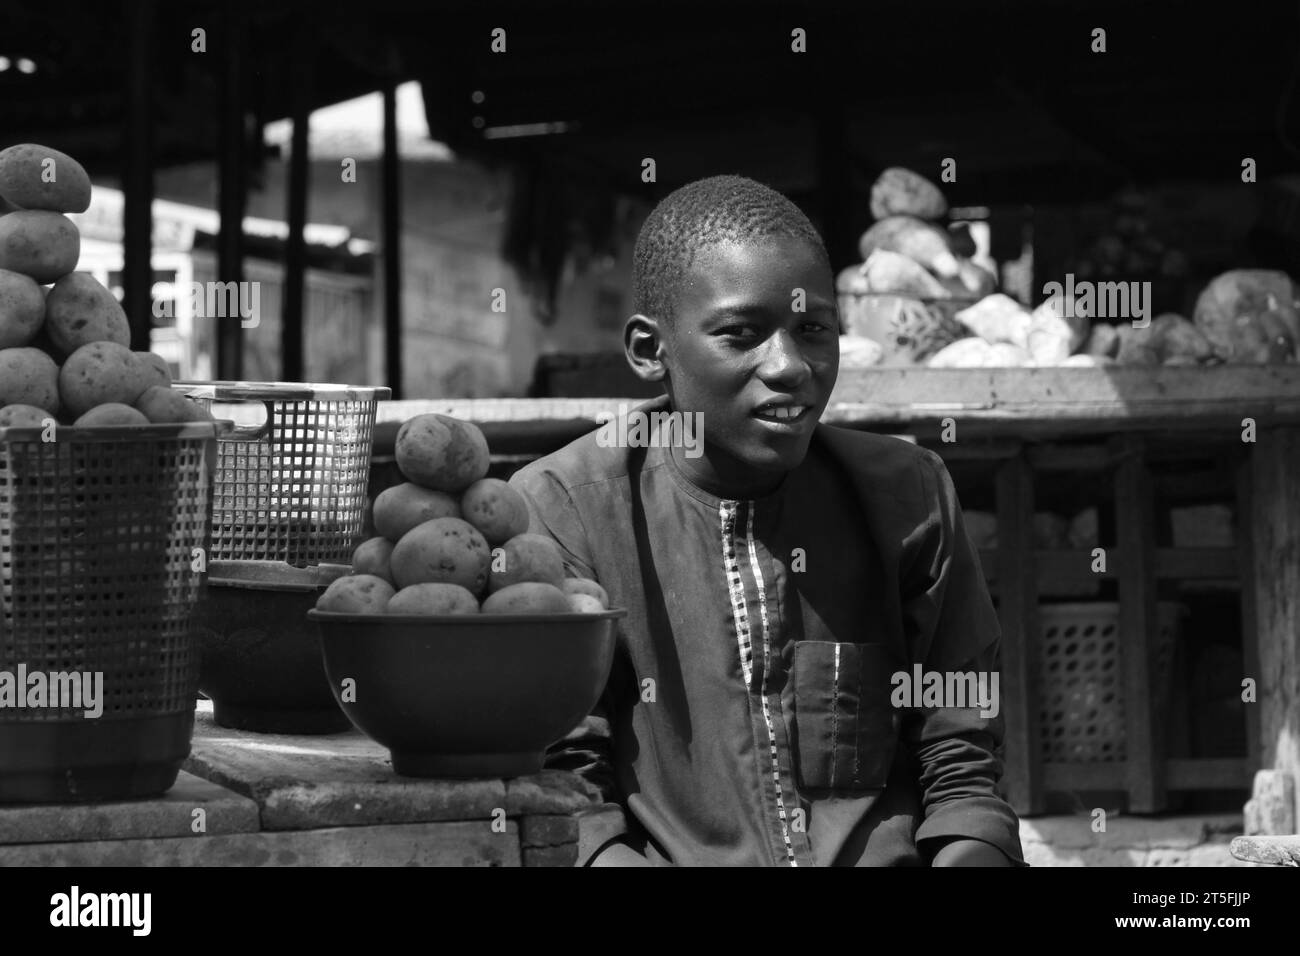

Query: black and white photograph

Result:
[0,0,1297,926]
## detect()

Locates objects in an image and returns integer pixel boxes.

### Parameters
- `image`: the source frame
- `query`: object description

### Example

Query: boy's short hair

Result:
[632,174,831,324]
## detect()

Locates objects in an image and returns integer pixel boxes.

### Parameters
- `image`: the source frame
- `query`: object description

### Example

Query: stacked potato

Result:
[0,143,212,429]
[317,413,610,616]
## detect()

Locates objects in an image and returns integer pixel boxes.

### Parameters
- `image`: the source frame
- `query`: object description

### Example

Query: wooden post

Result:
[282,28,313,383]
[122,0,156,351]
[381,70,403,400]
[1113,434,1165,812]
[1235,451,1263,773]
[995,449,1045,814]
[1250,426,1300,827]
[217,6,247,381]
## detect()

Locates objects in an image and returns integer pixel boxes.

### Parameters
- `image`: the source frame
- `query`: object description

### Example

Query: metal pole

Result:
[123,0,156,351]
[217,6,247,381]
[282,28,313,383]
[382,71,403,399]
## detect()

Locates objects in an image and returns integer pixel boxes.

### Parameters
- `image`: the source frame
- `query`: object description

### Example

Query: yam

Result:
[135,385,214,423]
[460,477,530,546]
[1194,269,1300,362]
[387,583,479,615]
[45,273,130,353]
[0,268,45,348]
[388,516,491,593]
[58,341,152,416]
[0,403,52,429]
[0,210,80,283]
[74,403,149,427]
[869,167,948,221]
[562,578,609,608]
[373,482,462,541]
[395,413,490,493]
[0,347,59,412]
[486,533,565,594]
[481,582,572,615]
[352,536,396,584]
[0,144,92,214]
[858,216,960,279]
[316,574,395,614]
[860,248,949,298]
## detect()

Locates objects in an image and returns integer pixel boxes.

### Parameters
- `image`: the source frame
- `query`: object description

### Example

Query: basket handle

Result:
[193,397,275,442]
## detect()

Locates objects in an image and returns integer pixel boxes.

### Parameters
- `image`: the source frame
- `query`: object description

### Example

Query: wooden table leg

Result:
[1114,434,1165,813]
[996,450,1045,815]
[1249,427,1300,829]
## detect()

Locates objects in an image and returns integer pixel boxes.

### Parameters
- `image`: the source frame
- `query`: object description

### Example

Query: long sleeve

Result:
[898,450,1026,865]
[508,465,635,864]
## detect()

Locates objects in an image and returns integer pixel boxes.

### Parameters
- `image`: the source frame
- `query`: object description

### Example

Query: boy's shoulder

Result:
[812,422,944,488]
[509,425,633,497]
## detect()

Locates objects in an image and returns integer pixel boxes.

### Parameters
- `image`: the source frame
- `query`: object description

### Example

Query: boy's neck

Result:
[669,443,788,501]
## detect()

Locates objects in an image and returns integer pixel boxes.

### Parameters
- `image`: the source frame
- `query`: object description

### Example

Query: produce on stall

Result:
[839,166,1300,369]
[307,411,622,778]
[319,412,609,616]
[0,144,220,802]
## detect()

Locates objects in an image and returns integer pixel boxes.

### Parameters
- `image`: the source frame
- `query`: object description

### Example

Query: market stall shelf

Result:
[182,704,599,866]
[0,705,600,866]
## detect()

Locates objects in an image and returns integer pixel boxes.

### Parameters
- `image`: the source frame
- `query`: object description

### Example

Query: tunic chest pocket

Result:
[792,641,899,793]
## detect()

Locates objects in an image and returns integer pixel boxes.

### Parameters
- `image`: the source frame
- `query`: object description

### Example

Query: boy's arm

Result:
[508,465,651,867]
[899,450,1026,867]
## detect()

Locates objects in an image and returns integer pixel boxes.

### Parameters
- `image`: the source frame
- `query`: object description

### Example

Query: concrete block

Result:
[0,772,259,846]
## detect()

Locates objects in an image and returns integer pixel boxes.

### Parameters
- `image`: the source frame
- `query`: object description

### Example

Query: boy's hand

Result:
[930,838,1014,867]
[589,840,657,867]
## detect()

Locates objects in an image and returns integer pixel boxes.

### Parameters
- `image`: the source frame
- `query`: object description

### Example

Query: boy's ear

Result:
[625,314,667,383]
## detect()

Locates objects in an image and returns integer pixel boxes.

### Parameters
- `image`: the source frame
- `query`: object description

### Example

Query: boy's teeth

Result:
[761,405,805,419]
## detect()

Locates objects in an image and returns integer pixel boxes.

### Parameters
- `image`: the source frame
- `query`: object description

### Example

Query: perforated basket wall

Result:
[1038,602,1184,764]
[0,425,217,722]
[180,384,387,566]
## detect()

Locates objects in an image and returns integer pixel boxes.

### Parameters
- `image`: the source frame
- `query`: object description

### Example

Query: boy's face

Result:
[657,236,839,492]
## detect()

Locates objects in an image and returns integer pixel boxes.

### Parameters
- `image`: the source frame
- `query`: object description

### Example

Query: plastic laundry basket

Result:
[175,382,390,566]
[0,420,221,803]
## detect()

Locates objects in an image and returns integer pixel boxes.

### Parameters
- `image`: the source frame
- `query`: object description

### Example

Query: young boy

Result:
[509,175,1024,867]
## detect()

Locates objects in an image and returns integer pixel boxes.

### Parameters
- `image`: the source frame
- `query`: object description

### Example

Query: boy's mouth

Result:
[753,401,812,425]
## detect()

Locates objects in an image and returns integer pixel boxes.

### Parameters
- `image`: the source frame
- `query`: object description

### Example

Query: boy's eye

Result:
[715,324,760,340]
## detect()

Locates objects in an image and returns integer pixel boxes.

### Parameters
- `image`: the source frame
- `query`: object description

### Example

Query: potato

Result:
[373,482,462,540]
[0,195,19,216]
[389,516,491,593]
[0,144,92,214]
[567,593,606,614]
[0,347,59,412]
[869,167,948,221]
[395,413,489,493]
[352,536,395,584]
[561,577,608,608]
[59,341,152,417]
[74,403,149,427]
[315,574,395,614]
[0,268,45,348]
[481,582,572,615]
[137,352,171,388]
[134,385,213,424]
[45,273,130,353]
[387,583,480,615]
[460,477,530,546]
[487,532,565,594]
[0,210,80,283]
[0,404,52,429]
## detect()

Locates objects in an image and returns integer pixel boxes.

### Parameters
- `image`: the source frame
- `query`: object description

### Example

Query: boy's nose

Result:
[756,329,811,387]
